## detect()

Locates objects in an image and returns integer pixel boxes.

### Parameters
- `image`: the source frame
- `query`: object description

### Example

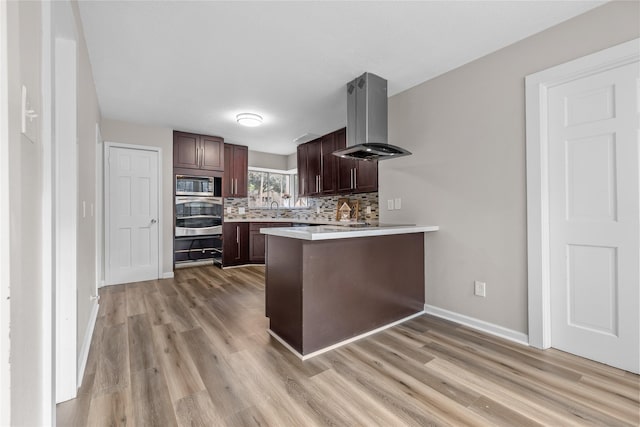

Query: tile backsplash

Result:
[224,192,379,222]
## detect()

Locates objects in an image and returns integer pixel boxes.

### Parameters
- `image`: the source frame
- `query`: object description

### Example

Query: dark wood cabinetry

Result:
[223,143,248,197]
[298,128,377,196]
[320,132,338,194]
[249,222,292,263]
[335,128,378,193]
[222,222,249,266]
[174,131,223,174]
[298,138,320,197]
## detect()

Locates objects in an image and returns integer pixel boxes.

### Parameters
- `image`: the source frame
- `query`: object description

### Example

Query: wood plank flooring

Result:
[57,265,640,426]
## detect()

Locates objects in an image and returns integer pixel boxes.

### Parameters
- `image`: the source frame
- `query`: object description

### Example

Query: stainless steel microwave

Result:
[175,175,222,197]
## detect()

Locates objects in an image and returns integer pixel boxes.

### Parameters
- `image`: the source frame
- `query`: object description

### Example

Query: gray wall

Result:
[248,150,289,170]
[381,1,640,334]
[100,119,174,276]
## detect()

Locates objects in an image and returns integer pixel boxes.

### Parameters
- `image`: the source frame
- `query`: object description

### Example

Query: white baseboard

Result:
[269,310,426,360]
[76,299,99,389]
[161,271,174,279]
[424,304,529,346]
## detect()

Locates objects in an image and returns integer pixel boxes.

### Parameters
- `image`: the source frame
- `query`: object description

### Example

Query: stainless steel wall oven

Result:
[175,196,223,237]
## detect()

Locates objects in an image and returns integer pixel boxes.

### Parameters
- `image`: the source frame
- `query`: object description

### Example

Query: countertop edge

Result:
[260,225,439,240]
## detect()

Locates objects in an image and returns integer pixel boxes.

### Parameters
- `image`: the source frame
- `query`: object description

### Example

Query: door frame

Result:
[104,142,163,286]
[525,38,639,349]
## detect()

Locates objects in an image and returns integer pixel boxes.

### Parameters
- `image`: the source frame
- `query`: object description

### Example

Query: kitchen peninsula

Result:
[261,224,439,358]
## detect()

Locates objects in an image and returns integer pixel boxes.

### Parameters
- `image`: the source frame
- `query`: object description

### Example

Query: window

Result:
[248,168,307,208]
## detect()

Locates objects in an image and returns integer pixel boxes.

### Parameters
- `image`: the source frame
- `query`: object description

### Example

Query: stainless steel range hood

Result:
[333,72,411,161]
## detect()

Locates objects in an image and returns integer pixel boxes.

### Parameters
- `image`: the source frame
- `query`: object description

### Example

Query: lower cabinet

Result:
[223,222,249,266]
[249,222,291,263]
[174,236,222,265]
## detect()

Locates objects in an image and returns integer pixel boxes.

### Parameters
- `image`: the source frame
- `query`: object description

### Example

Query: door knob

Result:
[150,219,157,224]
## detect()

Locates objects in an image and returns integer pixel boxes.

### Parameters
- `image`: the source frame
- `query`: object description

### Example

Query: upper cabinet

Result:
[299,137,323,196]
[223,143,248,197]
[299,127,377,196]
[335,128,378,193]
[174,131,224,174]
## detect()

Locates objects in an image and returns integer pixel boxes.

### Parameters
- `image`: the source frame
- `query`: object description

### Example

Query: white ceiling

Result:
[78,1,606,155]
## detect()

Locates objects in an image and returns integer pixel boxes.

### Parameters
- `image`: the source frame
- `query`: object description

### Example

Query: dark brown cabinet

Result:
[249,222,292,263]
[223,143,248,197]
[299,128,377,196]
[297,144,309,197]
[174,131,224,174]
[222,222,249,266]
[297,133,339,197]
[320,132,338,194]
[335,128,378,193]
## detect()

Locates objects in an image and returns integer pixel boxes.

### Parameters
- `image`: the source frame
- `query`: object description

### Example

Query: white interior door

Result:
[548,61,639,373]
[107,145,159,285]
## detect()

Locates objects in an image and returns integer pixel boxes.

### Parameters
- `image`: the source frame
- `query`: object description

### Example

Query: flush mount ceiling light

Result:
[236,113,263,127]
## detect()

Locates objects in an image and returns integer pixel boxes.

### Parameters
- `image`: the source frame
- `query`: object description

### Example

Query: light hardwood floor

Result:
[57,265,640,426]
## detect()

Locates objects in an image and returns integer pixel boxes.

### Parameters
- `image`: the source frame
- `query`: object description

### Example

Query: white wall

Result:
[0,1,10,423]
[382,1,640,334]
[6,1,45,424]
[100,118,174,276]
[70,0,101,378]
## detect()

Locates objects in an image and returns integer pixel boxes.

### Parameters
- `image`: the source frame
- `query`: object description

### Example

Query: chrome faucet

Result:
[270,201,279,218]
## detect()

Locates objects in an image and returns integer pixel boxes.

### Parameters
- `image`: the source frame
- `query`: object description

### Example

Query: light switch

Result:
[238,207,246,214]
[226,207,233,215]
[387,200,394,211]
[366,206,372,215]
[21,85,38,143]
[394,198,402,210]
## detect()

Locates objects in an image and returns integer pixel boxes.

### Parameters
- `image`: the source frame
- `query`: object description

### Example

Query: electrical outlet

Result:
[238,207,246,214]
[474,281,486,297]
[316,206,321,214]
[387,200,394,211]
[366,206,372,215]
[226,207,232,215]
[394,198,402,210]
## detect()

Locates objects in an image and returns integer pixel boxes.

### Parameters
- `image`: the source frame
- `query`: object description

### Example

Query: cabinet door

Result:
[232,145,248,197]
[354,159,378,193]
[321,133,337,194]
[306,138,322,195]
[174,131,199,169]
[200,135,224,171]
[222,222,248,266]
[249,223,267,263]
[223,144,233,197]
[335,129,354,193]
[297,144,309,197]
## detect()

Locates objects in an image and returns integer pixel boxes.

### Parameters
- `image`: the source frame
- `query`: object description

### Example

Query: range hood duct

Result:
[333,72,411,161]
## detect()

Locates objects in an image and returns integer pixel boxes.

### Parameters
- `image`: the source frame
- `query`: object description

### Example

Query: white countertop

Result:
[260,224,439,240]
[224,218,361,226]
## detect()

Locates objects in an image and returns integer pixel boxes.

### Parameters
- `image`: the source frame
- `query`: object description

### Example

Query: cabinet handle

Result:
[353,168,357,189]
[196,147,200,167]
[236,226,240,243]
[200,147,204,167]
[350,169,353,189]
[302,178,305,194]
